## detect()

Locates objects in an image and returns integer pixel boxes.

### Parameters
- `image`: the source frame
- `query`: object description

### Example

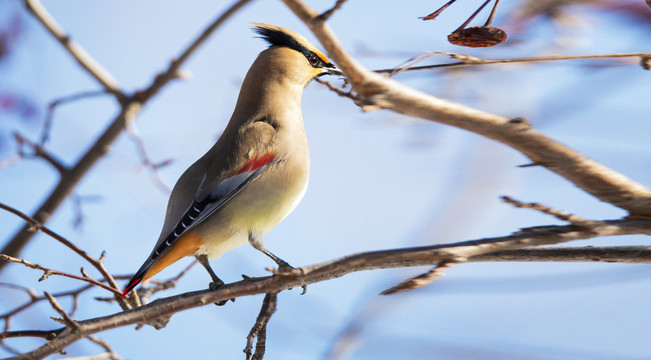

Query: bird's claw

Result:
[208,281,232,306]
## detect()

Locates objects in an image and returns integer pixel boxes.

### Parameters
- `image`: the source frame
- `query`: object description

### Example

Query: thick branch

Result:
[13,218,651,359]
[281,0,651,217]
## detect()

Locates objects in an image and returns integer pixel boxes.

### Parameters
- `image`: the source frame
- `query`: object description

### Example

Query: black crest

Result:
[254,25,309,55]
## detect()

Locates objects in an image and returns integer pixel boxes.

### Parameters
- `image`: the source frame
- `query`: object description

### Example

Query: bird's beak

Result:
[320,66,343,77]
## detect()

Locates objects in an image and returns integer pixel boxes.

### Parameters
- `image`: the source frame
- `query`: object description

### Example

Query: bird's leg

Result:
[197,254,229,306]
[248,231,294,271]
[248,232,305,295]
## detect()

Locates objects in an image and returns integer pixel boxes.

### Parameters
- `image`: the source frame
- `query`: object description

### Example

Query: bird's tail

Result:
[121,260,154,298]
[122,232,203,298]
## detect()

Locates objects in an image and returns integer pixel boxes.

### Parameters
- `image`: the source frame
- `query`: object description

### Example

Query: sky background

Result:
[1,0,651,359]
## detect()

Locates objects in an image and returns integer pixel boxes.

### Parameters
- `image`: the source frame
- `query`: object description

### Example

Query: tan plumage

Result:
[122,23,341,297]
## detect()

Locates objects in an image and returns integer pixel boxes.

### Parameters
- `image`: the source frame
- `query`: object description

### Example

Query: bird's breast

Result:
[226,153,309,233]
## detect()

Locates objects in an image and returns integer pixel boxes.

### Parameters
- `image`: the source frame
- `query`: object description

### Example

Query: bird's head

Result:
[253,23,342,85]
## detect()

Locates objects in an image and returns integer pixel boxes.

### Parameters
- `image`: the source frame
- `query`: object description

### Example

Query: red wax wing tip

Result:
[235,152,275,175]
[121,278,141,298]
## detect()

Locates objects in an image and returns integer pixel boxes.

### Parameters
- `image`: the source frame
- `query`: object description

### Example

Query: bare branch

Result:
[281,0,651,217]
[124,121,172,194]
[13,133,68,174]
[40,90,109,146]
[135,261,196,305]
[0,202,125,304]
[1,283,93,321]
[132,0,254,103]
[469,246,651,263]
[0,330,59,340]
[313,77,357,101]
[83,336,121,360]
[14,217,651,359]
[373,52,651,74]
[380,261,457,295]
[22,0,124,99]
[501,195,593,225]
[44,292,79,329]
[317,0,348,21]
[244,292,278,360]
[0,254,120,295]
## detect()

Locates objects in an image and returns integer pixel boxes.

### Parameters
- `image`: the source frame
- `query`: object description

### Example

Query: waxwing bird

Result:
[122,23,342,297]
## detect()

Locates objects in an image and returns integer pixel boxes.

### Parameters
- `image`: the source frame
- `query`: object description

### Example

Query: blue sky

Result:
[1,1,650,359]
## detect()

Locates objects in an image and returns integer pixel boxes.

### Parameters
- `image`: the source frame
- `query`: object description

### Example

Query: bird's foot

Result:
[208,281,234,306]
[265,263,307,295]
[265,262,301,276]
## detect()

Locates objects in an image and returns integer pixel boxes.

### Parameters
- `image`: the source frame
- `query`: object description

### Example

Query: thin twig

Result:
[0,202,125,300]
[313,77,357,101]
[0,329,59,340]
[124,121,172,194]
[244,292,278,360]
[84,336,121,360]
[13,132,68,174]
[133,0,254,103]
[39,90,109,146]
[380,261,457,295]
[1,283,93,321]
[44,292,79,329]
[22,0,123,99]
[501,195,594,226]
[136,261,197,305]
[0,254,120,295]
[373,52,651,74]
[317,0,348,21]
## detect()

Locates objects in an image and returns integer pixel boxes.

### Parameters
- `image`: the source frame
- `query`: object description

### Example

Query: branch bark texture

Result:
[282,0,651,217]
[12,218,651,359]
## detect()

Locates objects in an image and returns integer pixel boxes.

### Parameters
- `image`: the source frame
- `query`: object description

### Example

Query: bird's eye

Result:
[308,55,319,67]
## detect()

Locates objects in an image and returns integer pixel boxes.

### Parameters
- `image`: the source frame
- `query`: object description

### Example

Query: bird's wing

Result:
[151,119,279,260]
[122,120,278,297]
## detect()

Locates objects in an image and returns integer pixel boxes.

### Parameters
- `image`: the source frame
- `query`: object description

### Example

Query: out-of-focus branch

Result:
[132,0,254,103]
[1,283,93,322]
[0,0,253,272]
[317,0,348,21]
[14,217,651,359]
[39,90,109,146]
[281,0,651,217]
[23,0,124,100]
[374,52,651,74]
[13,133,68,175]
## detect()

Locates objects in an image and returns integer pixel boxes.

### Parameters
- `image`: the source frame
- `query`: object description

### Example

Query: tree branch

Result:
[244,292,278,360]
[281,0,651,217]
[0,202,124,303]
[374,52,651,74]
[12,217,651,359]
[0,254,120,296]
[13,133,68,175]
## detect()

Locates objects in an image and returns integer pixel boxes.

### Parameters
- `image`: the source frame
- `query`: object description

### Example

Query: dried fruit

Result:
[448,26,508,47]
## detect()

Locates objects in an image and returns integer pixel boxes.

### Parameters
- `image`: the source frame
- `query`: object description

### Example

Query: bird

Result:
[121,23,342,298]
